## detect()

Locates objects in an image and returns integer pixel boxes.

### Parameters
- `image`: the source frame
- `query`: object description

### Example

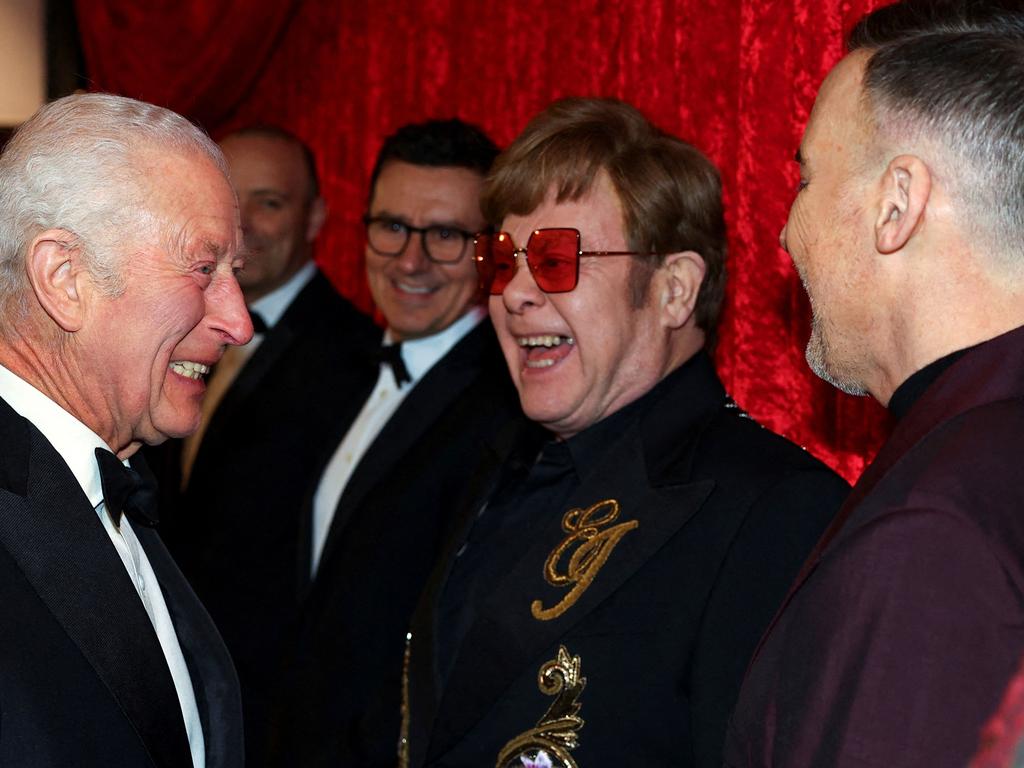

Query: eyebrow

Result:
[201,238,229,259]
[370,210,475,231]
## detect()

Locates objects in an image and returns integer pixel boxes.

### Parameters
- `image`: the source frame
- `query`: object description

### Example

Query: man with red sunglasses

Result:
[399,97,849,768]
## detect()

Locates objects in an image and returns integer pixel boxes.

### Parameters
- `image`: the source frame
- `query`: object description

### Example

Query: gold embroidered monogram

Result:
[531,498,639,621]
[495,645,586,768]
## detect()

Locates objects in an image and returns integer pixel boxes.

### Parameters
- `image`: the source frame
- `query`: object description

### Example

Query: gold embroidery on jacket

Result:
[495,645,586,768]
[531,498,638,621]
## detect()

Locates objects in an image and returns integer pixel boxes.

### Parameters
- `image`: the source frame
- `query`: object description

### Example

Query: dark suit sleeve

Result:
[688,468,848,768]
[763,507,1022,768]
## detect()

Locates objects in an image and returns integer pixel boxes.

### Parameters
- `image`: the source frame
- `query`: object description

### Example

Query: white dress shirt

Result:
[310,306,486,575]
[0,364,206,768]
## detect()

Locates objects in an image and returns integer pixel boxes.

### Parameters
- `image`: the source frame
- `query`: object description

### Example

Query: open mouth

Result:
[169,361,210,381]
[517,335,575,369]
[394,280,437,296]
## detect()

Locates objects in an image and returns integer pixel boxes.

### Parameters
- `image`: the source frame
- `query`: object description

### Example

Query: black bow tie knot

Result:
[374,342,412,387]
[95,448,160,529]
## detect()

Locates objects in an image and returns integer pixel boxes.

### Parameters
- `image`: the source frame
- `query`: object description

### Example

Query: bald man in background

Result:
[151,125,378,760]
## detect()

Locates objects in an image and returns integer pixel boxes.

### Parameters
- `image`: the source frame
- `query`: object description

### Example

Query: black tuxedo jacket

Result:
[0,397,242,768]
[725,324,1024,768]
[151,269,379,757]
[266,319,532,767]
[403,353,850,768]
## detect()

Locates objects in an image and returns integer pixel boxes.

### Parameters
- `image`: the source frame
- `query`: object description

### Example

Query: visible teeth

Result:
[396,282,433,295]
[525,359,556,369]
[516,335,575,348]
[170,361,210,380]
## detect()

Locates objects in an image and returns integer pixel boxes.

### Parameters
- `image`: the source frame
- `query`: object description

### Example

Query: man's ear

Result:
[26,229,90,332]
[875,154,931,254]
[659,250,706,330]
[306,196,327,242]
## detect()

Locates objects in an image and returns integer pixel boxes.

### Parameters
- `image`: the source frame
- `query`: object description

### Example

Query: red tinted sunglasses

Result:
[473,228,645,295]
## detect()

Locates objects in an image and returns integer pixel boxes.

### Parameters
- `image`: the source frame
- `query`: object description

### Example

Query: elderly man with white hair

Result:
[0,93,251,767]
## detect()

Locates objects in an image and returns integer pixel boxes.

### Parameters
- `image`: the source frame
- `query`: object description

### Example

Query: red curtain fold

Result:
[74,0,301,129]
[75,0,894,483]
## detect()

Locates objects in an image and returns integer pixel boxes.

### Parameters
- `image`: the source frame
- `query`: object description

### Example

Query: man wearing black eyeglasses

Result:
[398,98,850,768]
[266,119,531,767]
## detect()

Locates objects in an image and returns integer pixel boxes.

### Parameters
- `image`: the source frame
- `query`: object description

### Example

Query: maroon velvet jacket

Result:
[725,324,1024,768]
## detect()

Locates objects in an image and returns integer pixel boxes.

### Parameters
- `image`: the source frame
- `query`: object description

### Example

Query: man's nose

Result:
[209,271,254,346]
[395,231,431,272]
[500,251,545,313]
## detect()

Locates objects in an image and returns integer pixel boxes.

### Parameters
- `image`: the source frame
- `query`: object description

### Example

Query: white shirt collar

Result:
[0,363,110,507]
[249,261,317,330]
[385,305,486,384]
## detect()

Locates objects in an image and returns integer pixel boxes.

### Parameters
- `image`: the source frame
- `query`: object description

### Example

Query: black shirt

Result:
[887,346,976,420]
[434,355,719,687]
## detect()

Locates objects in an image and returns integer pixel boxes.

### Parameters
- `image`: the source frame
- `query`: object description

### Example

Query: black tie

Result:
[375,342,412,387]
[94,448,160,529]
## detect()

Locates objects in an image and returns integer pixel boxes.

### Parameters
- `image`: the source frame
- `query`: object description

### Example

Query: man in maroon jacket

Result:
[725,2,1024,766]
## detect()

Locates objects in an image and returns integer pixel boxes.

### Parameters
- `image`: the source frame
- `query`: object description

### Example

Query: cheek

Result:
[787,201,817,254]
[488,301,519,370]
[442,260,478,294]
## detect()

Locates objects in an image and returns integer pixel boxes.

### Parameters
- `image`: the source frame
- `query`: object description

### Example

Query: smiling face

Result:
[781,52,879,396]
[490,173,673,439]
[365,161,485,341]
[220,132,323,303]
[81,149,252,453]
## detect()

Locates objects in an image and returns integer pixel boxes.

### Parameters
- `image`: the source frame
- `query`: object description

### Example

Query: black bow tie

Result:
[94,448,160,529]
[374,342,412,387]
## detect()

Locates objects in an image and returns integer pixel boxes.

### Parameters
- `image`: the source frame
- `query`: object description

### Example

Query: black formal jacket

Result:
[266,318,531,766]
[725,324,1024,768]
[402,352,850,768]
[0,397,243,768]
[150,269,379,760]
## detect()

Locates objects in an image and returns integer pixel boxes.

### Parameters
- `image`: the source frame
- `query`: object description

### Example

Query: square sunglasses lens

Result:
[528,230,580,293]
[475,234,516,295]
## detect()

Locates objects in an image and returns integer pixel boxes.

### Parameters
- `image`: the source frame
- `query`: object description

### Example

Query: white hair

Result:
[0,93,227,324]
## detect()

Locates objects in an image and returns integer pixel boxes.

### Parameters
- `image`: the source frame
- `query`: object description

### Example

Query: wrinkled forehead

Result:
[132,149,239,250]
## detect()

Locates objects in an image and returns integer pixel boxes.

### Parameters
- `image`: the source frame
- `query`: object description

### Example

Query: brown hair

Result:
[482,97,727,345]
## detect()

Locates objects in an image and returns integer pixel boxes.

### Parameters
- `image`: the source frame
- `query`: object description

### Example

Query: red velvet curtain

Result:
[75,0,893,483]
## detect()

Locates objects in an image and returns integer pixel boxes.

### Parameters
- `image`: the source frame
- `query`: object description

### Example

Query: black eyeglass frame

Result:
[362,214,475,264]
[473,227,652,294]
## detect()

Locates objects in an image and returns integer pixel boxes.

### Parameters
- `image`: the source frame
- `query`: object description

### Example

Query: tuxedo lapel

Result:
[316,323,493,573]
[427,420,715,758]
[405,419,544,760]
[0,416,191,768]
[138,524,243,768]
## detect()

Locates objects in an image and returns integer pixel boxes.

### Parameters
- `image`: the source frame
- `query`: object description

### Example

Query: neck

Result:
[870,272,1024,404]
[0,332,130,455]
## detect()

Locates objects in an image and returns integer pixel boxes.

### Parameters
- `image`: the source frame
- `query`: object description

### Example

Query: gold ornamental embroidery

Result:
[531,499,639,621]
[495,645,586,768]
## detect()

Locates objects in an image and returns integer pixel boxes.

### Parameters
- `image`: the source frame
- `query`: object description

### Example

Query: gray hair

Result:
[849,1,1024,268]
[0,93,227,323]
